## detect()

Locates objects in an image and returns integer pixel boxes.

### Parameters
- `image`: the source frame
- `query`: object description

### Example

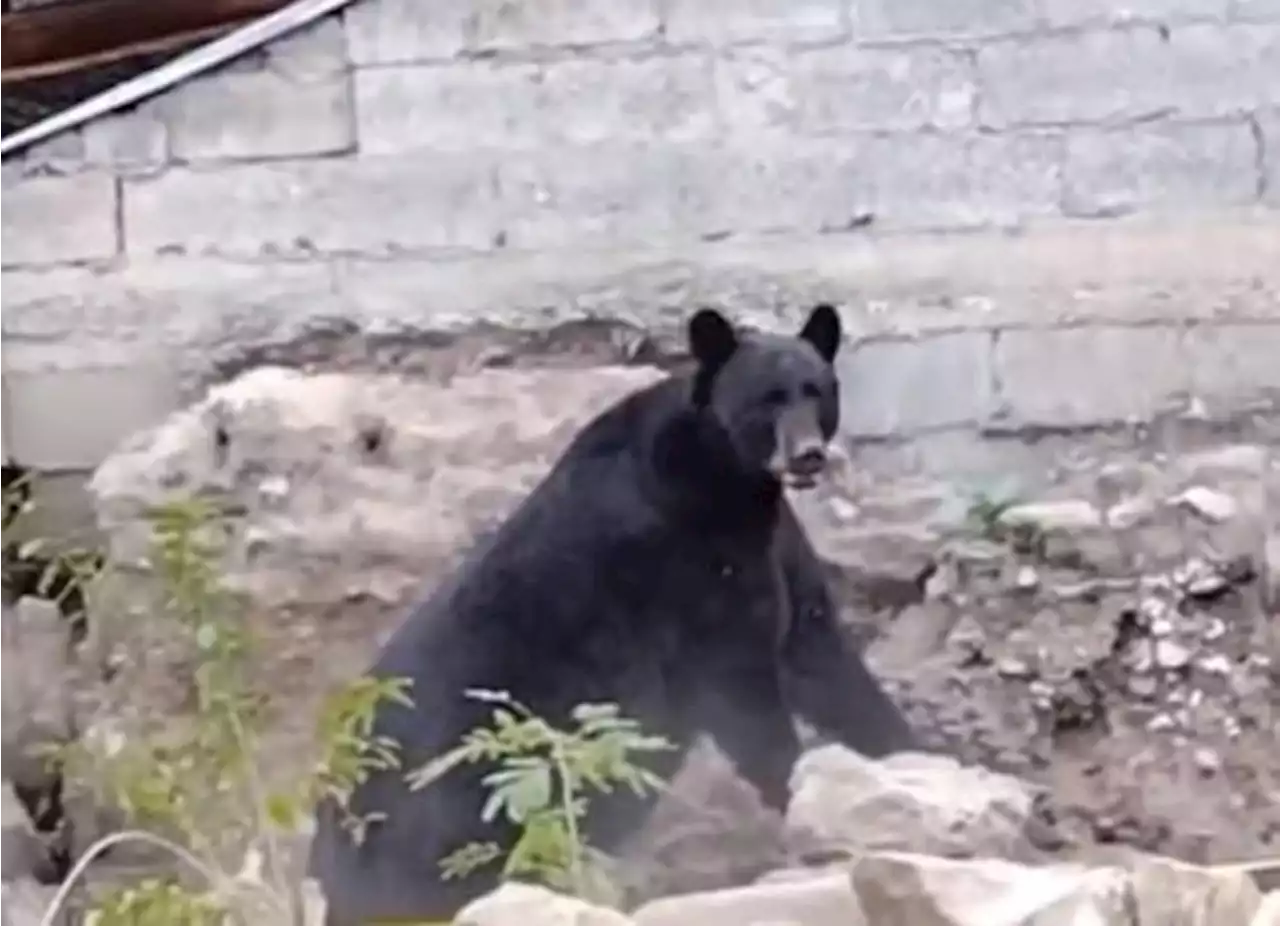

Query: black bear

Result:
[308,304,918,924]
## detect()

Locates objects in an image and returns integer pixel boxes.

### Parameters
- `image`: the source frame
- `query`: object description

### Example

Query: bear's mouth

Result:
[780,470,822,491]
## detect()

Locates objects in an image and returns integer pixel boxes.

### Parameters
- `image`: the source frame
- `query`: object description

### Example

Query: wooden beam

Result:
[1,0,293,85]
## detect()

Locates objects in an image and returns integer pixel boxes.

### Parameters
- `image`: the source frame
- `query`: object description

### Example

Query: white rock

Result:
[1127,854,1263,925]
[786,746,1036,860]
[1172,486,1238,524]
[455,883,634,926]
[1153,640,1192,670]
[851,852,1132,926]
[852,851,1266,926]
[999,500,1103,532]
[1253,891,1280,926]
[89,365,667,608]
[633,874,863,926]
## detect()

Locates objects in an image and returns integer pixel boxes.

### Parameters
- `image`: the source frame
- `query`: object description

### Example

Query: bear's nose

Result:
[789,447,827,477]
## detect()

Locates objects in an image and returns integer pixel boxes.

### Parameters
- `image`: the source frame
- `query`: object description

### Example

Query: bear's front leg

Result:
[692,657,801,814]
[775,514,919,759]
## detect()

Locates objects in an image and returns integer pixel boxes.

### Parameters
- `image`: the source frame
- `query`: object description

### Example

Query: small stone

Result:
[1178,559,1230,598]
[1127,648,1154,674]
[1192,747,1222,776]
[259,474,291,501]
[1197,653,1232,676]
[997,657,1035,679]
[828,497,859,522]
[1013,565,1039,591]
[1107,496,1157,530]
[1147,713,1178,732]
[1149,616,1175,638]
[1180,443,1268,480]
[1171,486,1238,523]
[999,499,1103,532]
[1128,675,1158,698]
[1153,640,1192,670]
[1138,596,1171,624]
[1265,533,1280,608]
[1201,617,1226,642]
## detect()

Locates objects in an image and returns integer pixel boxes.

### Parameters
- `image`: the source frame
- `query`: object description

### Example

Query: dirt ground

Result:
[6,337,1278,914]
[252,418,1280,903]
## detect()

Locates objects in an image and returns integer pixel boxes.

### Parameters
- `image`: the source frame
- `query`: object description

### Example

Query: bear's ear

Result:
[687,308,739,371]
[799,303,842,363]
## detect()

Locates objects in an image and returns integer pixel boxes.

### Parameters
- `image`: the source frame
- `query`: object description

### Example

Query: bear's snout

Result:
[779,443,827,489]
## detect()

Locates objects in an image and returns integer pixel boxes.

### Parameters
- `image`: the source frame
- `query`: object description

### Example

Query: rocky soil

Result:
[3,355,1279,924]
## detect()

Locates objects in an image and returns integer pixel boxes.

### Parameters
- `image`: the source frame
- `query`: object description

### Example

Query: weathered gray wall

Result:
[2,0,1279,473]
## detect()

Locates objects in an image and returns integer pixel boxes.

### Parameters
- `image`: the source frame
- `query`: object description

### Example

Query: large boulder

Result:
[90,364,668,609]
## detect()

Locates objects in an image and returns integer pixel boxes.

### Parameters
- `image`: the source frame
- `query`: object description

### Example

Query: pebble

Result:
[1153,640,1192,670]
[1149,616,1175,638]
[1201,617,1226,642]
[1178,558,1230,598]
[1013,565,1040,591]
[1197,653,1232,676]
[997,657,1035,679]
[1147,713,1178,732]
[1128,676,1158,698]
[1171,486,1238,524]
[999,499,1103,532]
[1138,597,1172,624]
[828,497,859,523]
[1193,747,1222,776]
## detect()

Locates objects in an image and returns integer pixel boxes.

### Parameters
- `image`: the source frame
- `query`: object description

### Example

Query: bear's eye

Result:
[762,387,789,407]
[801,382,822,400]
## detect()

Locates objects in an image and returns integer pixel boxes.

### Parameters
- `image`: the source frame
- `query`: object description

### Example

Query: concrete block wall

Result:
[2,0,1279,473]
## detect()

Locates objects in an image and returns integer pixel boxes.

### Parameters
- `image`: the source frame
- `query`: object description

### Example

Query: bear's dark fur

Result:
[309,305,918,924]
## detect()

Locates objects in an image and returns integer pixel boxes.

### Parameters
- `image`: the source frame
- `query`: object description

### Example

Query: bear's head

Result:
[687,304,842,491]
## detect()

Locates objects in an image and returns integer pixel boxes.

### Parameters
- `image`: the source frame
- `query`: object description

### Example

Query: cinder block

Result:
[467,0,660,49]
[82,102,169,173]
[1260,108,1280,206]
[537,54,717,145]
[837,332,996,438]
[1,258,340,347]
[1,172,119,267]
[3,364,183,471]
[851,0,1038,38]
[977,23,1280,128]
[1233,0,1280,22]
[355,62,544,154]
[123,155,501,258]
[664,0,844,45]
[1064,120,1260,216]
[266,15,349,78]
[15,130,85,174]
[1183,323,1280,399]
[495,143,699,250]
[848,132,1063,230]
[347,0,658,63]
[1038,0,1229,26]
[715,44,975,135]
[495,132,1064,251]
[343,0,469,65]
[166,68,353,162]
[993,326,1190,429]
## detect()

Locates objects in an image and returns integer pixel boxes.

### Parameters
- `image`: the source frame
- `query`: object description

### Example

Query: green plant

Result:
[19,476,674,924]
[964,489,1047,556]
[37,494,412,926]
[409,689,674,904]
